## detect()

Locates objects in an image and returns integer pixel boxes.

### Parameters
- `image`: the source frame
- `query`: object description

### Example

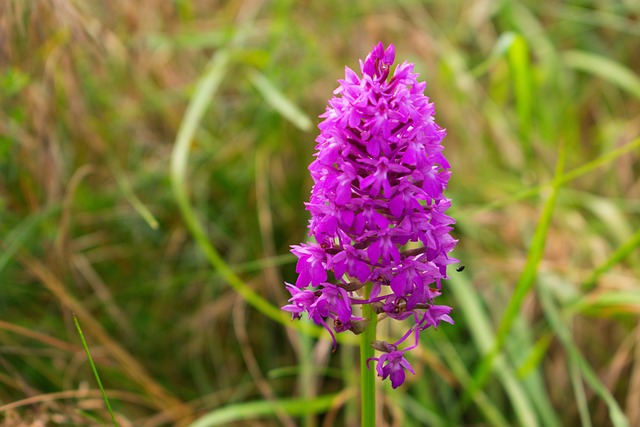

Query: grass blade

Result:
[583,227,640,290]
[247,68,313,131]
[107,154,159,230]
[434,336,511,427]
[568,290,640,316]
[508,34,533,154]
[470,32,517,77]
[21,255,188,420]
[170,36,285,322]
[187,394,343,427]
[467,137,640,217]
[465,141,566,404]
[562,50,640,101]
[168,29,348,345]
[73,314,119,427]
[450,274,541,427]
[538,280,629,427]
[569,352,592,427]
[0,205,60,275]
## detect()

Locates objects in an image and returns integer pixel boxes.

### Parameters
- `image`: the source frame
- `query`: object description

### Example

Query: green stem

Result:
[360,283,378,427]
[73,315,118,427]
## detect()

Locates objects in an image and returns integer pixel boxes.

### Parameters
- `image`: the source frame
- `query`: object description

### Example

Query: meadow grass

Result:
[1,1,639,426]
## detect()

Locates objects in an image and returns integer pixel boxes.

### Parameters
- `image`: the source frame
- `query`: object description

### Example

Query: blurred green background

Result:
[1,0,639,426]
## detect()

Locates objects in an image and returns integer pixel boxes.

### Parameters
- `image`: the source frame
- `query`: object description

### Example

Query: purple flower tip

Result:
[283,42,457,388]
[362,42,395,80]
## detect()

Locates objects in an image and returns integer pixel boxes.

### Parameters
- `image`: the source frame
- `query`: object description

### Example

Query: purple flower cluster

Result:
[283,43,457,388]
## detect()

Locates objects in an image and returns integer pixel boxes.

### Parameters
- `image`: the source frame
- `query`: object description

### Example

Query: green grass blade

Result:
[73,315,119,427]
[516,332,553,379]
[553,4,640,37]
[562,50,640,101]
[107,154,159,230]
[508,34,533,153]
[170,44,284,321]
[187,394,342,427]
[390,393,449,427]
[538,281,629,427]
[450,274,541,427]
[465,141,566,405]
[169,33,348,345]
[470,32,517,78]
[247,69,313,131]
[435,336,511,427]
[297,323,317,427]
[583,227,640,290]
[567,290,640,316]
[510,325,561,427]
[569,353,592,427]
[467,137,640,217]
[0,205,60,275]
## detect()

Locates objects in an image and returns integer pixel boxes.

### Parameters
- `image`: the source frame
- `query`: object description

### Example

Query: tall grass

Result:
[1,0,639,426]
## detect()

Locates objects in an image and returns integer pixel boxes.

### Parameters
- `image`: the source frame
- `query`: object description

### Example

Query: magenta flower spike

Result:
[284,42,457,388]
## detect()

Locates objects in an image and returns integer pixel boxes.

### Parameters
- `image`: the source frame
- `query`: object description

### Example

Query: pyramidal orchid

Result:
[283,42,457,389]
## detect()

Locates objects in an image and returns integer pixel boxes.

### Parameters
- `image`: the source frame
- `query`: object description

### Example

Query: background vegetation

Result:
[1,0,639,426]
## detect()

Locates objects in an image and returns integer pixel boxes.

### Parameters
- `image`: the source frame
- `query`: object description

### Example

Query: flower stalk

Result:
[360,282,377,427]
